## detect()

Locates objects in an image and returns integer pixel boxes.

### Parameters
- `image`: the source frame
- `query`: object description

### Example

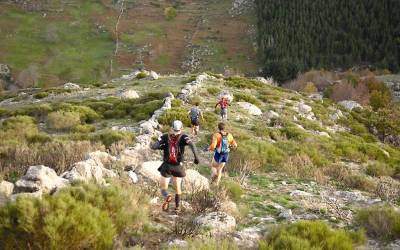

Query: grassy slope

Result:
[0,0,257,87]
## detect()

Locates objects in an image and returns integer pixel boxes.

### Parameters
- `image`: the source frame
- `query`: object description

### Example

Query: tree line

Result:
[255,0,400,82]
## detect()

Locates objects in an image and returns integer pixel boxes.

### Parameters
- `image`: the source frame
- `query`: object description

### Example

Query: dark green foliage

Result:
[234,93,260,106]
[355,206,400,242]
[72,124,96,134]
[27,133,52,144]
[225,77,264,89]
[0,182,148,249]
[136,72,148,79]
[33,92,49,99]
[96,130,135,148]
[256,0,400,82]
[259,220,365,250]
[207,87,220,95]
[159,107,191,127]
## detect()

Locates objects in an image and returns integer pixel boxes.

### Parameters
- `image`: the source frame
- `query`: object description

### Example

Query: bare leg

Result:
[210,158,220,183]
[195,125,199,135]
[160,176,172,211]
[215,163,226,186]
[160,176,170,193]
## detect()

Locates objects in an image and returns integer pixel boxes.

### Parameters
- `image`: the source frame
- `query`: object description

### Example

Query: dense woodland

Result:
[256,0,400,82]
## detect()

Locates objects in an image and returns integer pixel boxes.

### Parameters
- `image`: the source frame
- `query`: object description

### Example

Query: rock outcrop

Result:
[193,211,236,234]
[338,100,362,111]
[118,89,140,99]
[63,82,81,90]
[15,165,69,194]
[238,102,262,116]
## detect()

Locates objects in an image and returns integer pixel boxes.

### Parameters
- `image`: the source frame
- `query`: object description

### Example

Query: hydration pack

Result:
[218,133,230,154]
[168,134,181,164]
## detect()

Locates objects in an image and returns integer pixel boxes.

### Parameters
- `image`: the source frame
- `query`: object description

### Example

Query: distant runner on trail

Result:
[208,122,237,185]
[188,102,203,136]
[151,120,200,214]
[215,97,230,120]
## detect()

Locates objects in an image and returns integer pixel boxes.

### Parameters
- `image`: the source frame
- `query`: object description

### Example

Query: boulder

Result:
[118,89,139,99]
[140,121,155,134]
[196,73,208,83]
[298,102,313,114]
[255,76,275,85]
[63,82,80,90]
[238,102,262,116]
[183,169,209,193]
[86,151,116,167]
[62,159,116,184]
[149,71,159,80]
[137,161,162,183]
[120,70,140,81]
[278,209,294,220]
[15,165,69,194]
[193,212,236,234]
[264,110,280,120]
[338,100,362,111]
[330,109,344,121]
[290,190,313,197]
[308,93,323,101]
[233,226,263,249]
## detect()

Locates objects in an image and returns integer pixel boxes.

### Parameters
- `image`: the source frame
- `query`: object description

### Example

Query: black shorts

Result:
[158,162,186,177]
[191,118,200,126]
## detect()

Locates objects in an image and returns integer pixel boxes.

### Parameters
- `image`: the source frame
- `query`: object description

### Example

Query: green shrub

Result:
[190,95,202,105]
[171,99,183,107]
[0,182,148,249]
[72,124,96,134]
[47,111,81,131]
[168,238,238,250]
[0,116,39,145]
[225,77,264,89]
[355,206,400,242]
[366,162,394,177]
[259,220,365,250]
[55,104,100,123]
[33,92,49,99]
[207,87,220,95]
[136,72,148,79]
[280,126,308,141]
[234,92,261,105]
[164,7,177,21]
[97,130,134,148]
[14,104,53,120]
[0,107,10,117]
[221,180,243,202]
[159,107,190,127]
[130,100,163,122]
[369,90,391,111]
[27,133,52,144]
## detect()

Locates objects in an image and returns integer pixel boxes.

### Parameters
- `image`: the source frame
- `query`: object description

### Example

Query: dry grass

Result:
[47,111,81,131]
[0,141,104,180]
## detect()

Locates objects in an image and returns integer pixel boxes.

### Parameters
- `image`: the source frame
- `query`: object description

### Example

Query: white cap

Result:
[172,120,183,131]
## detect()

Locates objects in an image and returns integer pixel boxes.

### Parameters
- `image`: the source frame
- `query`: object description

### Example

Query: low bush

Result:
[96,130,135,148]
[72,124,96,134]
[54,104,100,123]
[47,111,81,131]
[354,205,400,242]
[0,182,148,249]
[164,7,177,21]
[0,141,104,179]
[0,115,39,145]
[136,72,148,79]
[234,92,261,105]
[168,238,238,250]
[33,92,49,99]
[343,174,376,192]
[207,86,220,95]
[190,95,202,105]
[221,179,244,202]
[225,77,264,89]
[171,99,183,107]
[27,133,52,144]
[159,107,190,127]
[259,220,365,250]
[366,162,394,177]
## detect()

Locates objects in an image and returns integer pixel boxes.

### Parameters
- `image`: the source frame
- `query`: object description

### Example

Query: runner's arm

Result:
[184,136,200,163]
[150,136,165,150]
[208,133,218,151]
[228,134,238,148]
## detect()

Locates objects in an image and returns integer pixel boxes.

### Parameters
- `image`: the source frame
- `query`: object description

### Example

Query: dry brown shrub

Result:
[47,111,81,131]
[185,187,229,214]
[0,141,104,179]
[281,154,320,180]
[375,176,400,202]
[284,70,339,92]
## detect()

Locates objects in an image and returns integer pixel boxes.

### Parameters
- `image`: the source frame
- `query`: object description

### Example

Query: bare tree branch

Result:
[110,0,125,76]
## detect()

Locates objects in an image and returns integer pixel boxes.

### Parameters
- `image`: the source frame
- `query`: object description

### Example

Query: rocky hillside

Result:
[0,70,399,249]
[0,0,257,89]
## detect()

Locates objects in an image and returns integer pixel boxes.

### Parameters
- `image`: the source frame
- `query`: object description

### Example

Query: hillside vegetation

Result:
[256,0,400,82]
[0,72,399,249]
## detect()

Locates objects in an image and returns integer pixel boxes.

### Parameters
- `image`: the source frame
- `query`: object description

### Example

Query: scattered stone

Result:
[338,100,362,111]
[128,171,138,184]
[316,131,331,138]
[168,239,188,248]
[121,70,140,81]
[62,159,116,184]
[150,197,160,204]
[0,181,14,206]
[333,191,367,202]
[86,151,116,167]
[330,109,344,121]
[376,176,400,202]
[0,64,11,79]
[264,110,280,120]
[290,190,313,197]
[149,71,159,80]
[140,121,155,134]
[233,226,263,249]
[193,212,236,234]
[255,76,276,86]
[63,82,80,90]
[118,89,139,99]
[308,93,323,101]
[15,165,69,194]
[278,209,293,220]
[298,102,313,114]
[237,102,262,116]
